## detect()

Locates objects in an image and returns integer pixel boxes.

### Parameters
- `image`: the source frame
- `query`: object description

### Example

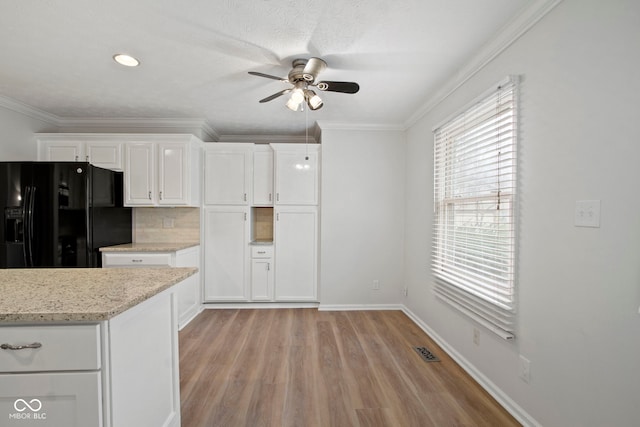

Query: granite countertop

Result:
[100,242,200,252]
[0,267,197,323]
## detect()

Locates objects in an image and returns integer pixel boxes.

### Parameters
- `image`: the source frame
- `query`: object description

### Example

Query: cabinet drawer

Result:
[103,252,173,267]
[0,324,101,373]
[251,245,274,259]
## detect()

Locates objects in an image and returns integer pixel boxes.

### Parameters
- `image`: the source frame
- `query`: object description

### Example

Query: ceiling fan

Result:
[248,57,360,111]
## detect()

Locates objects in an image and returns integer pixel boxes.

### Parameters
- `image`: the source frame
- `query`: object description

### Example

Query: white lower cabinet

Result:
[0,286,180,427]
[251,245,274,301]
[0,371,102,426]
[0,324,102,426]
[204,206,250,301]
[101,246,201,330]
[274,206,318,301]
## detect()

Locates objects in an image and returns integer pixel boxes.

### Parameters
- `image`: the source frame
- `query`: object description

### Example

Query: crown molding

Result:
[404,0,563,128]
[0,95,60,125]
[216,134,318,144]
[57,117,220,142]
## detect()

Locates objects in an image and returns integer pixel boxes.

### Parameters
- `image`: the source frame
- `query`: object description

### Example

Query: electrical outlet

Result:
[372,280,380,290]
[574,200,600,227]
[163,217,175,229]
[403,287,408,297]
[473,328,480,346]
[519,355,531,383]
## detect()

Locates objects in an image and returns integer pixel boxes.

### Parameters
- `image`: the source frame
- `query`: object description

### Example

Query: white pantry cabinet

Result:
[101,245,201,330]
[253,144,274,206]
[274,206,318,301]
[271,143,320,205]
[36,134,124,170]
[124,135,202,207]
[204,206,250,301]
[204,143,253,205]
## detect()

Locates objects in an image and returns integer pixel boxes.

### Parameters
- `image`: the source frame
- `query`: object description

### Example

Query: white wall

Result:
[404,1,640,426]
[319,127,406,306]
[0,102,57,159]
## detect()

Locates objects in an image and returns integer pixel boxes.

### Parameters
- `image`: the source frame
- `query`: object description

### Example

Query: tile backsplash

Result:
[133,207,200,243]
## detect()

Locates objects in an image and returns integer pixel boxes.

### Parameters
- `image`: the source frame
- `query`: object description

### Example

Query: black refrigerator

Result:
[0,162,132,268]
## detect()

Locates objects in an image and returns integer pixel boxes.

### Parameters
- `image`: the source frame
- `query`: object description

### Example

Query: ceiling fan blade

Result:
[316,81,360,94]
[302,57,327,81]
[259,89,291,103]
[248,71,288,82]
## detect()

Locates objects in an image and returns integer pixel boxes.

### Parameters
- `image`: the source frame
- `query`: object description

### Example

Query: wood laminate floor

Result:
[179,309,520,427]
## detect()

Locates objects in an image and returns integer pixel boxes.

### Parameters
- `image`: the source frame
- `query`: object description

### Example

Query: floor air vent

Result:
[413,346,440,362]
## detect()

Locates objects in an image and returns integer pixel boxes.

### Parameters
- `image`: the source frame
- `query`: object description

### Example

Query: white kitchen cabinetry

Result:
[125,142,155,204]
[274,206,318,301]
[36,134,124,170]
[0,286,181,426]
[253,145,274,206]
[251,245,274,301]
[204,206,250,301]
[271,143,320,205]
[124,136,202,207]
[102,246,201,330]
[204,143,253,205]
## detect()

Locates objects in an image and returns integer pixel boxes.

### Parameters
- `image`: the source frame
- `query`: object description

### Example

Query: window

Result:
[432,76,518,340]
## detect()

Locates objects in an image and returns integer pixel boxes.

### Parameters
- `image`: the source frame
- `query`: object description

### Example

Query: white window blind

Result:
[432,76,518,340]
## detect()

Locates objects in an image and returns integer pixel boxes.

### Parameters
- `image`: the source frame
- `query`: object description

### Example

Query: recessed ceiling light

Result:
[113,54,140,67]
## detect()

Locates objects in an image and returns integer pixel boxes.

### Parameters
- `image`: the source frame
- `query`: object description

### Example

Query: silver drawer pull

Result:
[1,342,42,351]
[131,259,143,263]
[257,251,266,254]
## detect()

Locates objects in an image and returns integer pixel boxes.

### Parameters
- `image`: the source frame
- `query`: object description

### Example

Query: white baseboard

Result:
[178,305,204,331]
[203,302,320,309]
[401,306,541,427]
[318,304,404,311]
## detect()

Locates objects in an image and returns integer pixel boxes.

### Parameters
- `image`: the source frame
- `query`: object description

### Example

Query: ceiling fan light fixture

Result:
[304,89,323,110]
[113,53,140,67]
[285,86,305,111]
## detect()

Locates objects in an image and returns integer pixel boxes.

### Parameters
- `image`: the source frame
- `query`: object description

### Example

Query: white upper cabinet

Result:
[204,143,253,205]
[124,142,156,205]
[124,136,202,207]
[253,145,274,206]
[85,141,123,170]
[271,143,320,205]
[39,140,84,162]
[36,134,123,170]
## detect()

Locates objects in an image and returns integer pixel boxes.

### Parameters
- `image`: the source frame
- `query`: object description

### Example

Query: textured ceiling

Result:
[0,0,533,138]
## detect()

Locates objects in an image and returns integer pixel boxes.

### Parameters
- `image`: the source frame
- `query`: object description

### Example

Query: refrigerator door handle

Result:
[26,186,36,267]
[22,186,31,266]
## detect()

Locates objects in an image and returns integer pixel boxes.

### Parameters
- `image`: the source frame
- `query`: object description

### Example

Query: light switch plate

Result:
[574,200,600,228]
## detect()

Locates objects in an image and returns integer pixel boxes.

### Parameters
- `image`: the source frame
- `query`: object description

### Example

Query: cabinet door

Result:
[274,150,319,205]
[0,371,102,426]
[204,207,250,301]
[253,147,274,206]
[204,146,252,205]
[158,143,189,205]
[40,141,85,162]
[124,142,155,206]
[274,207,318,301]
[251,258,273,301]
[86,142,123,170]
